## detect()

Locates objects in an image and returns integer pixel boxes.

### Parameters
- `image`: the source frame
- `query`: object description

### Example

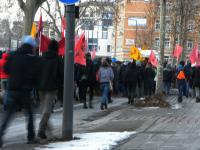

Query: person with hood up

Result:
[37,39,63,141]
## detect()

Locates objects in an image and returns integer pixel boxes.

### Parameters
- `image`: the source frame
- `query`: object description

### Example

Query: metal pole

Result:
[62,4,75,140]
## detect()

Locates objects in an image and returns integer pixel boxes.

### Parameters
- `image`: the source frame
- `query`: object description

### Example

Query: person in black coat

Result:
[144,63,156,97]
[37,39,63,140]
[124,60,138,104]
[0,37,40,147]
[192,65,200,102]
[163,64,173,95]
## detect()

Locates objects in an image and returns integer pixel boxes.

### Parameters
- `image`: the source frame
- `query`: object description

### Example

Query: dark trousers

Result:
[127,84,136,103]
[0,90,35,141]
[177,79,187,102]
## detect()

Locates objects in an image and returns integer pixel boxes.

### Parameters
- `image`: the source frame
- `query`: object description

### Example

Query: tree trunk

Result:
[17,0,46,35]
[156,0,166,94]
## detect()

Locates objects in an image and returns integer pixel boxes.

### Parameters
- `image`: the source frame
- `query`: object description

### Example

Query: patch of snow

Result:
[35,131,136,150]
[142,107,160,110]
[171,104,182,110]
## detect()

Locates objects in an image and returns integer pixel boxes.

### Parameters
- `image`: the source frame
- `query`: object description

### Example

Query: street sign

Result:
[59,0,79,5]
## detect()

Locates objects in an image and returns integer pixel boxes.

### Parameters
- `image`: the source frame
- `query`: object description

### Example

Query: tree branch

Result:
[17,0,25,11]
[41,6,61,38]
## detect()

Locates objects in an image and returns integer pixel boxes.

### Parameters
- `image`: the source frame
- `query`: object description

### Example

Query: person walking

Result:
[0,36,39,148]
[163,64,173,95]
[144,63,156,97]
[192,64,200,102]
[0,52,10,110]
[176,61,187,103]
[98,59,114,110]
[37,39,63,141]
[124,60,138,104]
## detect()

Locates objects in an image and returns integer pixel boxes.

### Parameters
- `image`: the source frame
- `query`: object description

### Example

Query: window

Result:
[154,38,160,47]
[155,20,160,30]
[188,21,194,31]
[187,40,193,49]
[102,31,108,39]
[107,45,111,52]
[164,38,170,48]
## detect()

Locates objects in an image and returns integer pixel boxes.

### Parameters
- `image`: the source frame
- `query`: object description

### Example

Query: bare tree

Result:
[156,0,166,94]
[17,0,47,35]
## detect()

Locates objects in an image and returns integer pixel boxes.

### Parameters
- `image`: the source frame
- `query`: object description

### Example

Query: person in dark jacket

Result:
[85,53,96,108]
[144,63,156,97]
[0,36,39,148]
[163,64,173,95]
[76,64,88,108]
[124,60,138,104]
[136,61,145,99]
[37,39,63,141]
[192,64,200,102]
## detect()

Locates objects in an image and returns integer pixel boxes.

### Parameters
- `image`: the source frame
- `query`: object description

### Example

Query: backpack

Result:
[177,70,186,80]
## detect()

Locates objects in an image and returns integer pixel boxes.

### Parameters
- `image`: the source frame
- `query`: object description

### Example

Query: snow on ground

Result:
[171,104,183,110]
[35,131,136,150]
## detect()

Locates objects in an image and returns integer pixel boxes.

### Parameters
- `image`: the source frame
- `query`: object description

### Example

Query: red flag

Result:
[38,12,43,33]
[189,44,199,64]
[58,38,65,56]
[61,17,66,38]
[74,33,86,66]
[148,50,158,67]
[173,44,183,59]
[40,34,51,52]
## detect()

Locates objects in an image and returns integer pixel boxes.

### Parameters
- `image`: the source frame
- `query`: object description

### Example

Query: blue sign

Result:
[59,0,79,5]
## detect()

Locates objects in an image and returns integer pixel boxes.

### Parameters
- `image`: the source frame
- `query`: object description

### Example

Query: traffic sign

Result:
[59,0,79,5]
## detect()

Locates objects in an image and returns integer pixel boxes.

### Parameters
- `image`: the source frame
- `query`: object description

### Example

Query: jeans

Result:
[38,90,57,135]
[177,79,187,102]
[100,83,109,105]
[163,81,171,95]
[0,90,35,141]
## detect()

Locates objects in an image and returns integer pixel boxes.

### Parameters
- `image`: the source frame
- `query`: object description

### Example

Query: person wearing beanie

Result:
[37,39,64,141]
[0,37,40,147]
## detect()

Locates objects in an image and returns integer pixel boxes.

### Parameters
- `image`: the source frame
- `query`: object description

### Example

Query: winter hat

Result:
[21,35,37,48]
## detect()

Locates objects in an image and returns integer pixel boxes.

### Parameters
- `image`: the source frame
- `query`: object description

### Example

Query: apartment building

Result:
[114,0,200,61]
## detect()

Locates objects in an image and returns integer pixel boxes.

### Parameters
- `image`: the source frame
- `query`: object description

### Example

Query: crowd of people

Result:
[0,35,200,148]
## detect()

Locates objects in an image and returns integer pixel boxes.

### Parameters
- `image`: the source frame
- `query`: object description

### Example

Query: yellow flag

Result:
[130,46,143,61]
[30,22,37,38]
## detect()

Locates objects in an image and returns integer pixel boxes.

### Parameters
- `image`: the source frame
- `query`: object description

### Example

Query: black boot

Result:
[100,103,104,110]
[178,96,182,103]
[128,97,131,104]
[105,103,108,110]
[196,97,200,103]
[0,137,2,148]
[130,98,134,104]
[83,103,88,109]
[89,101,93,109]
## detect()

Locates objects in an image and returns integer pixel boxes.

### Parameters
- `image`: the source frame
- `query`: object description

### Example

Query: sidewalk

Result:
[115,96,200,150]
[2,95,200,150]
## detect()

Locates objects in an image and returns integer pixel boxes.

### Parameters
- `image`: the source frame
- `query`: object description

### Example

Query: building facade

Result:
[114,0,200,61]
